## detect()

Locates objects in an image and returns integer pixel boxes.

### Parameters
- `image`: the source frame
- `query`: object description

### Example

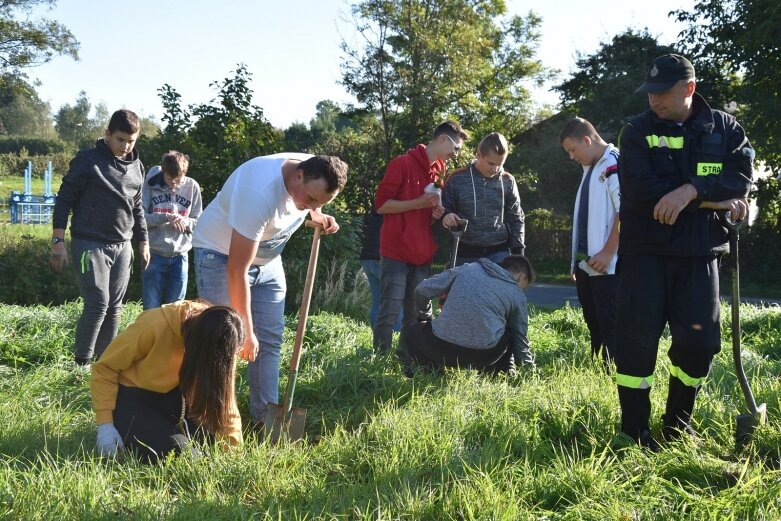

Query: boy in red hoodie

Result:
[373,121,468,353]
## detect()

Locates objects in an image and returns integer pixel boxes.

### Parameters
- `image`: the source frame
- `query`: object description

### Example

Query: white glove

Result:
[96,423,125,457]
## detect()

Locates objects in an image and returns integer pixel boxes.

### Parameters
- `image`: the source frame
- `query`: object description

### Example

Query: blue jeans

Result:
[361,259,402,331]
[194,248,286,423]
[373,256,431,353]
[142,253,188,310]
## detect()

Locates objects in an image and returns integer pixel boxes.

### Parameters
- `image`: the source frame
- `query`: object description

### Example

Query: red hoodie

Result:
[375,144,445,265]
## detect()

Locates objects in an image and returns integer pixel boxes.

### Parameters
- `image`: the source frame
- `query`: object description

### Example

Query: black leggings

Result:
[113,384,208,463]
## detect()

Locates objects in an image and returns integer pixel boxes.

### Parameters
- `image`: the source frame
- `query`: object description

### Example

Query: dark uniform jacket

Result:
[618,92,753,257]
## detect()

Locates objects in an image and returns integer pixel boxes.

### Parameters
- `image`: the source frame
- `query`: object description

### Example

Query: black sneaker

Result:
[610,429,661,453]
[638,429,662,453]
[661,423,700,442]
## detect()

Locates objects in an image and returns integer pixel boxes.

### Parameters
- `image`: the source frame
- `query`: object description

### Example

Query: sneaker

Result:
[610,429,661,453]
[638,429,662,452]
[661,423,700,442]
[71,358,91,375]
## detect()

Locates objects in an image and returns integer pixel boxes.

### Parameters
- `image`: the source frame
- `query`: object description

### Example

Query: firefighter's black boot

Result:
[617,386,660,452]
[661,375,699,441]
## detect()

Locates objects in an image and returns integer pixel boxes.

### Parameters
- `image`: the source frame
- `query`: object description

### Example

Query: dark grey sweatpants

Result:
[71,238,132,362]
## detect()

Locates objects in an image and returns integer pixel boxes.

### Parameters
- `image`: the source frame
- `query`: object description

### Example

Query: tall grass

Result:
[1,301,780,519]
[0,155,777,514]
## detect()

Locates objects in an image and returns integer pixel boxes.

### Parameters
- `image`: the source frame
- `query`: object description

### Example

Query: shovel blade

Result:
[263,403,307,444]
[735,403,768,449]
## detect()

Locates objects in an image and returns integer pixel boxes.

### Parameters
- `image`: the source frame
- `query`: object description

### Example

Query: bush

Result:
[0,213,368,316]
[0,137,69,156]
[0,151,73,179]
[0,226,80,305]
[0,225,146,306]
[282,210,365,318]
[524,208,572,266]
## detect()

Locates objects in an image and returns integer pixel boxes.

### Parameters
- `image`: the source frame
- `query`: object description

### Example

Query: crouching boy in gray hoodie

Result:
[397,255,535,375]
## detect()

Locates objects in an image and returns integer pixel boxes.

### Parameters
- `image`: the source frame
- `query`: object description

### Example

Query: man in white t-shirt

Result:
[192,153,348,425]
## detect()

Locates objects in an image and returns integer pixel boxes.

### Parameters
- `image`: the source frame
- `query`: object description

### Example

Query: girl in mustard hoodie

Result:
[91,300,244,461]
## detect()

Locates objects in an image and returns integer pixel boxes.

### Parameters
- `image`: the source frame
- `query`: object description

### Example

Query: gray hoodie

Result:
[142,166,202,257]
[414,258,533,365]
[442,163,525,251]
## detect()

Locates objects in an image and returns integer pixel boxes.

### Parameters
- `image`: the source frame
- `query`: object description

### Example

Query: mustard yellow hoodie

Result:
[91,300,243,446]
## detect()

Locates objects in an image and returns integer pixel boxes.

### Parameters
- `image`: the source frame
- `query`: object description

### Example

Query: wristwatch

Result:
[51,237,65,245]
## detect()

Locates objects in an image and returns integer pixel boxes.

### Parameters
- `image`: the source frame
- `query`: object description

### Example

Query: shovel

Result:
[723,213,767,448]
[447,217,469,269]
[264,220,322,443]
[436,218,468,311]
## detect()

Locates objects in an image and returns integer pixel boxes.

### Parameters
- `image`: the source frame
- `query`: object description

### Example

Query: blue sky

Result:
[29,0,693,129]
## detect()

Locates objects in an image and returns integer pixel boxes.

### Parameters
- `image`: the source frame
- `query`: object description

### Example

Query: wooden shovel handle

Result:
[292,221,321,369]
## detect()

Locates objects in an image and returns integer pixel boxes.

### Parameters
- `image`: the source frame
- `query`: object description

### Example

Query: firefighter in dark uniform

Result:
[615,54,754,450]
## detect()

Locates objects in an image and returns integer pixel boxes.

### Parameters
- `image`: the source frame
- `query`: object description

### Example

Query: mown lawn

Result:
[1,300,780,520]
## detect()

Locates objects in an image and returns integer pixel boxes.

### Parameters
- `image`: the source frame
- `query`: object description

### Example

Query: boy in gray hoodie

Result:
[441,132,525,265]
[397,255,535,375]
[141,151,202,309]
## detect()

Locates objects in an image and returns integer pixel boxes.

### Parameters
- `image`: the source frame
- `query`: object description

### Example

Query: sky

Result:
[29,0,694,129]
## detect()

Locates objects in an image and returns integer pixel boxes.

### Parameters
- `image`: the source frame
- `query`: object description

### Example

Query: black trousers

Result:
[575,266,618,361]
[398,321,514,373]
[114,384,207,463]
[614,254,721,434]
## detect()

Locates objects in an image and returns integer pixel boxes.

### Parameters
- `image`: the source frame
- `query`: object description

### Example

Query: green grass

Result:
[1,300,780,519]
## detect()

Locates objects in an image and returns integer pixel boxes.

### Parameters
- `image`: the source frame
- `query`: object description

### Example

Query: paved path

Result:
[526,283,781,309]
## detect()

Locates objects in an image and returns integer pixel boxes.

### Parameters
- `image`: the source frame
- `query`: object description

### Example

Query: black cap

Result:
[636,54,695,94]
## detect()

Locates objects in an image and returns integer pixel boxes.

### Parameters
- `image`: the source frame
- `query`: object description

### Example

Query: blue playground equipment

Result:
[9,161,56,224]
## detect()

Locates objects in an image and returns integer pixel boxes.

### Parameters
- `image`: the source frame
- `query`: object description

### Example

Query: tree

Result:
[674,0,781,173]
[144,65,282,202]
[340,0,548,160]
[554,29,676,140]
[0,0,79,72]
[0,72,53,137]
[53,90,91,145]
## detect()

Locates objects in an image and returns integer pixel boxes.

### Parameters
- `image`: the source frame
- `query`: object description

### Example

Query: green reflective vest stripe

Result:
[616,372,654,389]
[645,135,684,149]
[697,162,723,176]
[669,365,706,387]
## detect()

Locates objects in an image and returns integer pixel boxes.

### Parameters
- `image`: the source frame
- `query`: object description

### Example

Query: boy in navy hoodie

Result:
[51,109,149,366]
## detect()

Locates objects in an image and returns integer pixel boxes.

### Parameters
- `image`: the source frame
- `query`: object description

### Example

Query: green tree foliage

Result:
[310,114,389,213]
[283,100,386,213]
[53,90,91,145]
[0,0,79,72]
[0,72,54,138]
[143,64,282,202]
[340,0,548,160]
[554,29,676,140]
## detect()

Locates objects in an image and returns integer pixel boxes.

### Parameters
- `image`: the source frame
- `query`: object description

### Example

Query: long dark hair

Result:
[179,305,245,435]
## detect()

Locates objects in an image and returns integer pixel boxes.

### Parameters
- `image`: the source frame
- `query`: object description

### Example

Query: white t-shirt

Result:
[192,153,312,265]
